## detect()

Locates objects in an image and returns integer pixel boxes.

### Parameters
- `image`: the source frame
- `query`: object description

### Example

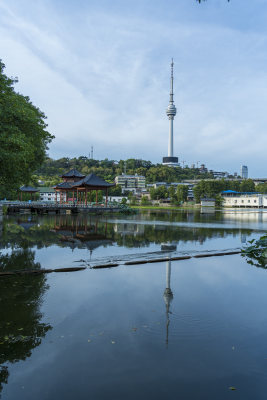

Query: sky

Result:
[0,0,267,177]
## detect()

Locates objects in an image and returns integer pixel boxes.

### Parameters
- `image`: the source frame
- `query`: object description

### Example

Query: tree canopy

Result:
[193,179,256,203]
[35,156,215,187]
[0,61,54,198]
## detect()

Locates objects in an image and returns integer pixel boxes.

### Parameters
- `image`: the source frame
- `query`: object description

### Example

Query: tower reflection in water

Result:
[163,260,173,347]
[161,242,176,347]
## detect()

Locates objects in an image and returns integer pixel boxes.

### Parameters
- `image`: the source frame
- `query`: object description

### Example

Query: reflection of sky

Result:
[4,255,267,400]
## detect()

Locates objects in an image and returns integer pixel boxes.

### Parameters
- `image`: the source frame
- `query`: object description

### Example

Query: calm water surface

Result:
[0,209,267,399]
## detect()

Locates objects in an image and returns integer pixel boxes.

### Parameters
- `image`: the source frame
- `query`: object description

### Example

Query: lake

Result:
[0,209,267,399]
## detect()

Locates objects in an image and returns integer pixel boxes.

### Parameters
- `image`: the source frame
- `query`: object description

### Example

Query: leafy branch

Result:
[241,235,267,268]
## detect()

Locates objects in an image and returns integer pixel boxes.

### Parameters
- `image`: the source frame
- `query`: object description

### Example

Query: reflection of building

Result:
[240,233,247,244]
[223,210,267,223]
[200,207,215,214]
[161,243,177,251]
[163,260,173,347]
[113,223,145,235]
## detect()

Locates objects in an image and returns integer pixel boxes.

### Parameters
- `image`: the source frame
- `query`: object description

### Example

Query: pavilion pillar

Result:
[96,190,98,205]
[90,191,92,204]
[85,189,87,206]
[20,192,22,201]
[76,189,78,205]
[106,188,108,207]
[31,193,32,201]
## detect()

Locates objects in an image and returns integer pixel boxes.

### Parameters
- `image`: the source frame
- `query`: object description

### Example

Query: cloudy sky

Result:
[0,0,267,177]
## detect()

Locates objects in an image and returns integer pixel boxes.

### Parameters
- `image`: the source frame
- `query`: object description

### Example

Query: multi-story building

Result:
[38,187,57,202]
[241,165,248,179]
[209,170,229,179]
[38,187,67,202]
[221,190,267,208]
[115,174,146,194]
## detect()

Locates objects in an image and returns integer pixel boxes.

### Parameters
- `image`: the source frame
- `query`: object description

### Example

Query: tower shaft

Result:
[168,119,174,157]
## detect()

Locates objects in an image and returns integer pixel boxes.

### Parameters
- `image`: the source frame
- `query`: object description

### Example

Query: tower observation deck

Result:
[162,59,179,166]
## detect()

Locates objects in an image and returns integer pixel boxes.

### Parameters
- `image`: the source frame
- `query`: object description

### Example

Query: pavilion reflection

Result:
[52,215,112,257]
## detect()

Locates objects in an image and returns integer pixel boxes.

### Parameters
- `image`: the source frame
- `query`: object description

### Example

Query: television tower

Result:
[162,59,179,166]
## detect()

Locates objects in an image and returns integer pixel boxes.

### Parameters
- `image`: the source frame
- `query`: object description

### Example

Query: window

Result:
[254,200,257,203]
[248,200,250,203]
[241,200,244,203]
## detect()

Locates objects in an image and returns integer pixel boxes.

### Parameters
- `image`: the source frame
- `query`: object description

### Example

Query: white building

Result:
[38,187,56,202]
[201,198,215,207]
[107,196,127,203]
[222,191,264,208]
[38,187,66,202]
[115,174,146,194]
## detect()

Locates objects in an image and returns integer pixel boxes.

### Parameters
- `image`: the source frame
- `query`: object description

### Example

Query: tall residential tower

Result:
[241,165,248,179]
[162,59,179,166]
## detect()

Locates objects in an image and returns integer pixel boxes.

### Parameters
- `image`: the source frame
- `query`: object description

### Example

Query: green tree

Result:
[240,179,255,193]
[0,60,54,198]
[257,183,267,194]
[176,185,188,203]
[141,195,150,206]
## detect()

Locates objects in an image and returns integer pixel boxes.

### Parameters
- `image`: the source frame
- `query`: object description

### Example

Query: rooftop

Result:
[61,169,85,178]
[20,186,39,192]
[72,173,114,188]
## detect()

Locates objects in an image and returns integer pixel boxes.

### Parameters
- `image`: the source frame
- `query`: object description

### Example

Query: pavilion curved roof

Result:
[72,173,114,188]
[55,182,74,189]
[20,185,39,192]
[61,169,85,178]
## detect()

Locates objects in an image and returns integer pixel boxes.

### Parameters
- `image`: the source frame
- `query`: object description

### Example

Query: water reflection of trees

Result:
[0,215,253,253]
[0,249,52,397]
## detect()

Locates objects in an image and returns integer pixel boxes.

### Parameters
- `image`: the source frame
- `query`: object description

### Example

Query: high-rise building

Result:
[241,165,248,179]
[162,59,179,167]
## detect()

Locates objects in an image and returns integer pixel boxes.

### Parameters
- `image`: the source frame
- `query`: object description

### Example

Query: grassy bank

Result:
[130,204,201,211]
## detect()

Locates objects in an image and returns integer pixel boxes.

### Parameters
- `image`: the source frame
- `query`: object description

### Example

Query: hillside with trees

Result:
[33,156,215,187]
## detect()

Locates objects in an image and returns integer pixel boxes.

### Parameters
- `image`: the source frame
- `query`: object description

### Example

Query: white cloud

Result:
[0,0,267,176]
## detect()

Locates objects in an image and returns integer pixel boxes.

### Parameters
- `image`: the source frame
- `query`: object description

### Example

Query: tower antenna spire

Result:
[170,58,174,104]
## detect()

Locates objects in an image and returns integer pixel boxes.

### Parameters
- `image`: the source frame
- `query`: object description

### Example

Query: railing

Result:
[0,200,124,209]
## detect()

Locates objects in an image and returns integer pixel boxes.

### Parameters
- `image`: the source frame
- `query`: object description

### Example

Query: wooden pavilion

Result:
[19,186,40,201]
[54,170,114,206]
